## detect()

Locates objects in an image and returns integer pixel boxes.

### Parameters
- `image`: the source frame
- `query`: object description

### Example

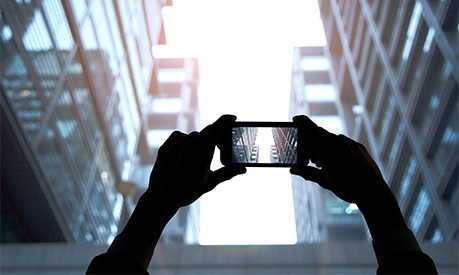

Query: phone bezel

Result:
[220,121,305,167]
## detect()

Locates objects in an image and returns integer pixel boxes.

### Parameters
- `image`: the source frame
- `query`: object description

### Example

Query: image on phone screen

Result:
[231,126,298,164]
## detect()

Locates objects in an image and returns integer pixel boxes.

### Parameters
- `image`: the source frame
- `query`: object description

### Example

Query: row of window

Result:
[322,0,459,170]
[1,0,162,243]
[318,0,458,241]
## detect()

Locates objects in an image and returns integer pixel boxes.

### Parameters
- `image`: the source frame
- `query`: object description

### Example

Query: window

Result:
[90,0,119,76]
[300,56,329,71]
[152,98,183,113]
[37,125,82,230]
[304,84,335,101]
[42,0,74,53]
[399,156,417,198]
[158,69,187,82]
[401,2,422,61]
[409,188,431,234]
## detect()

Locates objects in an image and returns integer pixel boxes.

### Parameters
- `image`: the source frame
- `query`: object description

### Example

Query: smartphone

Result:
[220,121,305,167]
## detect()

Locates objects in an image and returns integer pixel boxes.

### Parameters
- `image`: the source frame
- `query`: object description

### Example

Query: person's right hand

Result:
[290,115,395,209]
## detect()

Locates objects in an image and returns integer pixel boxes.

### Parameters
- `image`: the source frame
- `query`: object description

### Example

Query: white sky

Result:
[157,0,326,245]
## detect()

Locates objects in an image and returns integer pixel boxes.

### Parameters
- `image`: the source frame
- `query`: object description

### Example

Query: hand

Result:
[122,115,246,247]
[146,114,246,210]
[290,115,394,208]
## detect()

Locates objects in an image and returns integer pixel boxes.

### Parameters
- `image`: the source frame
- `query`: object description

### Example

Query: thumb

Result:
[206,166,247,192]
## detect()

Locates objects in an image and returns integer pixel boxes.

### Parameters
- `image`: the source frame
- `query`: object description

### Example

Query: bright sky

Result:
[157,0,326,245]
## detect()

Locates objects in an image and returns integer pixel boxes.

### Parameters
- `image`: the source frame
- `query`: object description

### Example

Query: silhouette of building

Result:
[0,0,202,245]
[290,46,367,243]
[314,0,458,242]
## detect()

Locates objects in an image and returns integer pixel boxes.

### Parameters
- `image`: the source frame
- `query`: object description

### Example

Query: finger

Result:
[158,130,186,154]
[182,131,200,144]
[293,115,334,162]
[206,166,247,192]
[290,166,329,189]
[204,114,237,146]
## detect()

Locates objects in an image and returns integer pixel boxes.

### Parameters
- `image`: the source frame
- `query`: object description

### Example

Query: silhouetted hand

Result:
[290,115,406,234]
[290,115,394,206]
[121,115,246,248]
[146,114,247,209]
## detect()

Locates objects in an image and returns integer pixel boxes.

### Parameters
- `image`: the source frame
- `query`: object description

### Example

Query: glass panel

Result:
[301,56,329,71]
[88,177,120,244]
[21,8,53,51]
[414,51,452,138]
[382,112,405,164]
[104,0,125,60]
[54,87,94,185]
[90,0,119,76]
[388,123,404,163]
[434,104,458,173]
[133,7,152,83]
[157,69,186,82]
[67,54,104,152]
[120,61,140,129]
[126,35,144,92]
[379,94,395,143]
[105,102,129,175]
[41,0,74,56]
[74,213,95,243]
[441,164,458,218]
[117,0,131,33]
[409,187,431,234]
[152,98,183,113]
[96,145,119,210]
[305,84,335,101]
[9,1,63,77]
[36,124,81,230]
[144,0,162,41]
[114,77,137,158]
[399,156,417,199]
[69,0,88,24]
[401,2,422,61]
[1,14,46,140]
[401,18,430,97]
[423,216,443,243]
[79,18,113,108]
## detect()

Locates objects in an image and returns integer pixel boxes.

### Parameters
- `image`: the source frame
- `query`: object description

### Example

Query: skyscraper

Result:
[314,0,458,242]
[290,46,367,243]
[143,51,202,244]
[0,0,201,245]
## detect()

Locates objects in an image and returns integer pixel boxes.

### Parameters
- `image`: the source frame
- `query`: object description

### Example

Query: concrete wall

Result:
[1,242,457,274]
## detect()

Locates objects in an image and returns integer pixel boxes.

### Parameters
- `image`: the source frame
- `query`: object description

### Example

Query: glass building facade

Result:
[290,46,367,243]
[316,0,458,242]
[1,0,169,244]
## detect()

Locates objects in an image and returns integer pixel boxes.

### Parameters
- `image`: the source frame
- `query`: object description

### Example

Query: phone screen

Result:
[231,126,298,165]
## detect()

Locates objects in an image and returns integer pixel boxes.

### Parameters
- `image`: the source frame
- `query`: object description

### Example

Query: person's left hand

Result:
[146,114,246,210]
